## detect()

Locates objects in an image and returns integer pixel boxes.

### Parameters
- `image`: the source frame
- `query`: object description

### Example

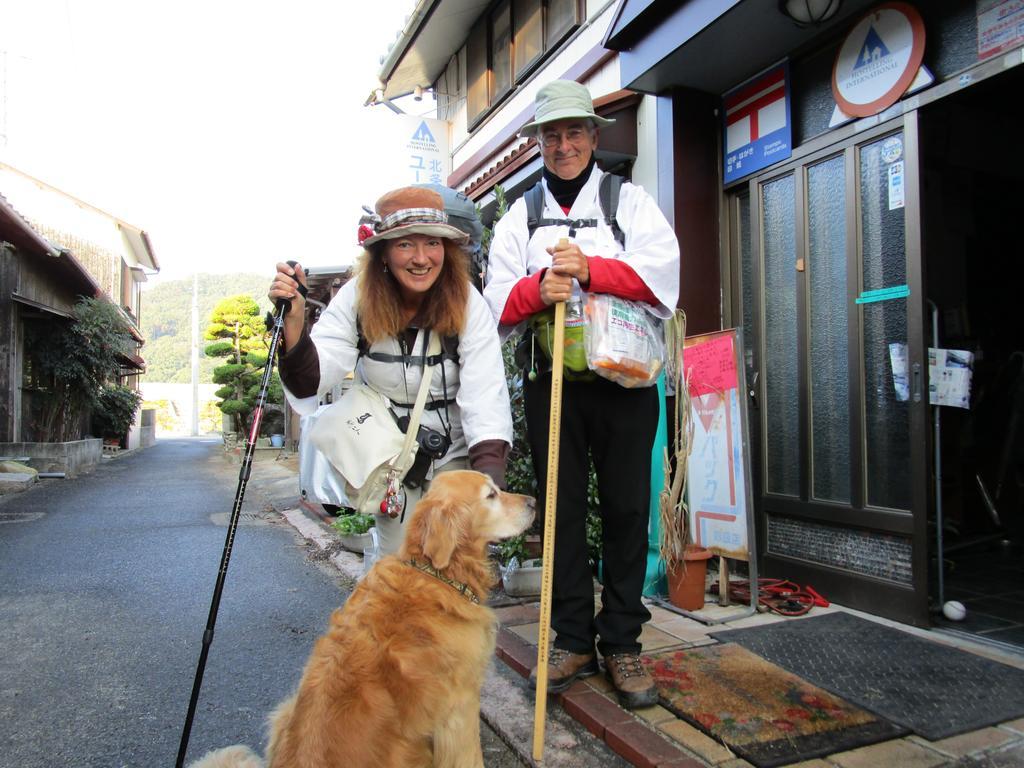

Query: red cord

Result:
[709,578,828,616]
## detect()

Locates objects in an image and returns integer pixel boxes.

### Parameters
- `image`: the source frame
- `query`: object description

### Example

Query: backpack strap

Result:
[599,173,626,249]
[356,317,458,366]
[525,175,624,246]
[524,181,545,242]
[524,180,598,241]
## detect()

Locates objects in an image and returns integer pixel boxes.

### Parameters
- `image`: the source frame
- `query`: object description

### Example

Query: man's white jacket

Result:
[484,165,680,338]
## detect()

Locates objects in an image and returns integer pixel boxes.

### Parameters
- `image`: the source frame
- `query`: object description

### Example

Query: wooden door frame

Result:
[724,113,930,626]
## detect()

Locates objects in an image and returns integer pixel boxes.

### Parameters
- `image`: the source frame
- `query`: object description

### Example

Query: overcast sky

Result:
[0,0,424,283]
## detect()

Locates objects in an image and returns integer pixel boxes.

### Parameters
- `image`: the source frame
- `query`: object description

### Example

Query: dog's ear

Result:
[421,501,462,570]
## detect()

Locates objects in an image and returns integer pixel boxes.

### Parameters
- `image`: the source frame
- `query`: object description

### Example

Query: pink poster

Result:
[683,332,738,397]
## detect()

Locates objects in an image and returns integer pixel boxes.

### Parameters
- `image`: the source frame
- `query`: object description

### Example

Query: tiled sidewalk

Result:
[493,595,1024,768]
[258,462,1024,768]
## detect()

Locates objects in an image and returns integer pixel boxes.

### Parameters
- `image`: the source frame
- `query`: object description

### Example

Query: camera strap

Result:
[392,330,441,480]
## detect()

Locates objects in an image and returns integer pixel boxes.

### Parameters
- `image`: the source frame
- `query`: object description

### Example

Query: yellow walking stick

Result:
[532,239,569,762]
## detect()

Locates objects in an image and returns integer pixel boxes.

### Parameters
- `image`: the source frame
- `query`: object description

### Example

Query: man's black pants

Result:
[524,371,658,656]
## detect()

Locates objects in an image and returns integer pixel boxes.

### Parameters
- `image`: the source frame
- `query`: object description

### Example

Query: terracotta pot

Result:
[666,545,713,610]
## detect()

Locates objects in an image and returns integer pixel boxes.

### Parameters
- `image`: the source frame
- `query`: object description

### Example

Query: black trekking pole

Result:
[175,262,306,768]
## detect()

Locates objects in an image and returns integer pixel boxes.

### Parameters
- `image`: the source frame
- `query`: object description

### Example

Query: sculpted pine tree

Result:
[204,294,282,435]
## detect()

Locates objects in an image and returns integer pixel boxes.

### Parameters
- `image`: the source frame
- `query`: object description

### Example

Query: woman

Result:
[269,185,512,555]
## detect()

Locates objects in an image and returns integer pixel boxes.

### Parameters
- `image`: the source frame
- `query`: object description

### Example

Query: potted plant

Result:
[331,512,376,553]
[659,311,713,610]
[497,533,543,597]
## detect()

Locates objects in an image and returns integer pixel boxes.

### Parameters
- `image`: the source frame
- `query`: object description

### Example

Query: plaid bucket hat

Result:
[358,186,469,247]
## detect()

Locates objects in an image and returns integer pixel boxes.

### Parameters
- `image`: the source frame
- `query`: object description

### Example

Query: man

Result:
[484,80,679,708]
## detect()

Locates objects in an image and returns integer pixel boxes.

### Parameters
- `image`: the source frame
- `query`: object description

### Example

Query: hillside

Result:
[140,273,273,383]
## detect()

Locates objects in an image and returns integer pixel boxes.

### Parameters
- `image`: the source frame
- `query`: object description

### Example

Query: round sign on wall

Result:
[832,2,925,118]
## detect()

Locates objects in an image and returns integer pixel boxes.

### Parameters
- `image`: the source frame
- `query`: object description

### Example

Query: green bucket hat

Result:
[518,80,615,137]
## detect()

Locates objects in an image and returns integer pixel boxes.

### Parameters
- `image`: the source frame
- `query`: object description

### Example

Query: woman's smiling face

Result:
[384,233,446,304]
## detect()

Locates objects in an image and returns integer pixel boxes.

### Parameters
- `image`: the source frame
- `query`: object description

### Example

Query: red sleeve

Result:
[586,257,659,305]
[499,270,549,325]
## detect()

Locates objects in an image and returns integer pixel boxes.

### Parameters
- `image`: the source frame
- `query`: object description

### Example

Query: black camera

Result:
[396,415,451,460]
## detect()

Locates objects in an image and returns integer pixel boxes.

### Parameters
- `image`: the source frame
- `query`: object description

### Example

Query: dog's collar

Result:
[406,559,481,604]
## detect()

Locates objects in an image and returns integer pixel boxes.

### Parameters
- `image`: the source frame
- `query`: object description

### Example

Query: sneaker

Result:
[604,652,658,709]
[529,647,598,693]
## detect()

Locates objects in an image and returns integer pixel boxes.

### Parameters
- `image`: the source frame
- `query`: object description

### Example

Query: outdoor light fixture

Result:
[779,0,841,26]
[413,85,424,101]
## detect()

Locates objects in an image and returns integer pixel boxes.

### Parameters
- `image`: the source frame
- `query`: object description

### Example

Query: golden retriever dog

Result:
[189,470,535,768]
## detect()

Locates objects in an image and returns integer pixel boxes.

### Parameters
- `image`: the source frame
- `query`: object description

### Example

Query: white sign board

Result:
[832,2,926,118]
[357,111,450,195]
[683,329,754,561]
[978,0,1024,60]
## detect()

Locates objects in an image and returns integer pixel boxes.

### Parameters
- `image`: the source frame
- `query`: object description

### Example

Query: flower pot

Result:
[338,531,374,553]
[269,434,285,448]
[666,545,713,610]
[502,558,543,597]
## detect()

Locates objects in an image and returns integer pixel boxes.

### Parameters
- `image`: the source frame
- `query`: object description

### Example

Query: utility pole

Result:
[191,273,199,436]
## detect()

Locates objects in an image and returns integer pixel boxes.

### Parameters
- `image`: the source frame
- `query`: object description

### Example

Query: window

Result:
[514,0,543,78]
[491,1,512,101]
[467,18,489,124]
[465,0,582,128]
[545,0,576,51]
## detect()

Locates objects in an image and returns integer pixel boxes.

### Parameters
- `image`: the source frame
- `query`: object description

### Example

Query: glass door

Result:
[729,114,929,626]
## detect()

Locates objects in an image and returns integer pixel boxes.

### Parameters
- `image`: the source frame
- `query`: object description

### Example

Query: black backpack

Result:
[524,172,625,248]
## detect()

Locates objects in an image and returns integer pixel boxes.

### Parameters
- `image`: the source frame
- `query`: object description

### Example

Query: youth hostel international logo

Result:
[832,2,925,118]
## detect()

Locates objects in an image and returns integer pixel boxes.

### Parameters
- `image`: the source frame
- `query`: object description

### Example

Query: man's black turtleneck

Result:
[542,156,597,210]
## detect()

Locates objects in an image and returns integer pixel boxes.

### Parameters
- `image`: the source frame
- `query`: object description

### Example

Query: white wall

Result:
[140,382,221,436]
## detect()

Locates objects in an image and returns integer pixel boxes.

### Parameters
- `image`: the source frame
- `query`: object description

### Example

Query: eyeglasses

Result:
[540,127,591,148]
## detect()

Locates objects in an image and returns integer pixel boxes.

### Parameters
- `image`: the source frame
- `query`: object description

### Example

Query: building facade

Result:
[0,163,159,447]
[375,0,1024,639]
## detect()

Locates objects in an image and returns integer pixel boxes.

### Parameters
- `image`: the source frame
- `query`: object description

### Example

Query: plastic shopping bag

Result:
[583,294,665,388]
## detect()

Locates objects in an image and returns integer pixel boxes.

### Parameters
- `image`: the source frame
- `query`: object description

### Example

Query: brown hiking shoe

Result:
[604,653,658,709]
[529,647,598,693]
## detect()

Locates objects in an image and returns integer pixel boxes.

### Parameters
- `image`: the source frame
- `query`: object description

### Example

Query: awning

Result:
[118,351,146,372]
[118,223,160,272]
[376,0,491,101]
[11,293,75,319]
[604,0,877,95]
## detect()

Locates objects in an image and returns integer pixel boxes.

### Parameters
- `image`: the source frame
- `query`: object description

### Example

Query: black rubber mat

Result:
[710,611,1024,740]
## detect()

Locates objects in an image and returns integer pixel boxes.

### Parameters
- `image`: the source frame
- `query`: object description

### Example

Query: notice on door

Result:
[888,161,905,210]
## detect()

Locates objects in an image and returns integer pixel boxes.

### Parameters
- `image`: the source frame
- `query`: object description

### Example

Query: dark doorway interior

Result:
[922,64,1024,650]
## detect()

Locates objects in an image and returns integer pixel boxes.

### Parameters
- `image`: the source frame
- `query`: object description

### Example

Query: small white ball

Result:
[942,600,967,621]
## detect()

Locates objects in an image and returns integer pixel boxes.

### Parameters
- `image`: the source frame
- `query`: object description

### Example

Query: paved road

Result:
[0,438,524,767]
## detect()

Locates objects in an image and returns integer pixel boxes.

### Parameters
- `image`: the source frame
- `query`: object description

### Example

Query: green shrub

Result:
[22,297,140,442]
[92,386,144,438]
[331,513,375,536]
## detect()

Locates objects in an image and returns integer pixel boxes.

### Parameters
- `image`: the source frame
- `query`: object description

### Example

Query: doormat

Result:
[643,644,905,768]
[710,611,1024,740]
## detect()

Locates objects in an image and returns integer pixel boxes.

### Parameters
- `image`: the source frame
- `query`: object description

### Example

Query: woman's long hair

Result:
[355,239,470,343]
